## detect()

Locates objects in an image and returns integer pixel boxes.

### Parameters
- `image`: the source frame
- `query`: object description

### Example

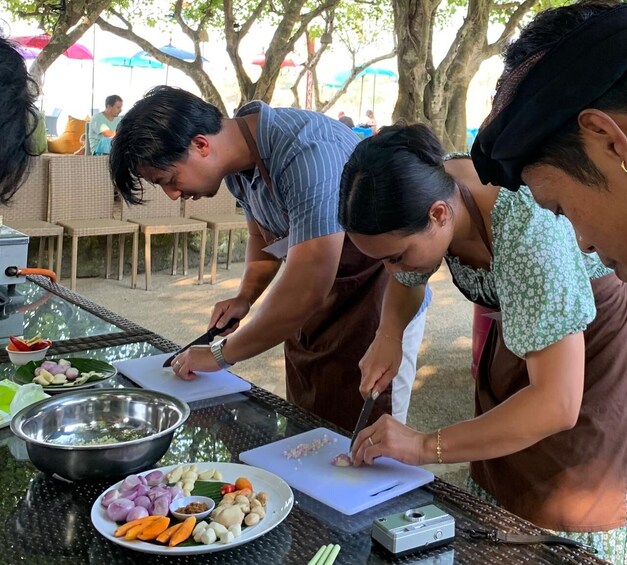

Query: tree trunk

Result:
[391,0,438,124]
[391,0,539,150]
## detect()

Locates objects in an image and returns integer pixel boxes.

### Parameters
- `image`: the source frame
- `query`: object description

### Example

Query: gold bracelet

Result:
[380,333,403,344]
[436,428,443,464]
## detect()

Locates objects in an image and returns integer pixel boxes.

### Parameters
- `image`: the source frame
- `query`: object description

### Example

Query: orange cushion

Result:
[47,115,89,154]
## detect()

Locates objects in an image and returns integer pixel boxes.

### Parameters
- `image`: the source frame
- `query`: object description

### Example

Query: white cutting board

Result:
[114,353,251,403]
[239,427,434,515]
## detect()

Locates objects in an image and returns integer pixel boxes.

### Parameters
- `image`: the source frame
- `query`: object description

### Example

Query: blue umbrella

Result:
[100,54,164,69]
[135,44,207,84]
[157,44,197,61]
[326,65,398,87]
[324,65,398,117]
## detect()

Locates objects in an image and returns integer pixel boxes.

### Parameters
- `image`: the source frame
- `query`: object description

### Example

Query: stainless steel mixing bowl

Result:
[10,388,190,481]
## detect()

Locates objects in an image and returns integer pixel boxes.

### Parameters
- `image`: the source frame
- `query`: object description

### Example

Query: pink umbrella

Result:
[252,52,297,68]
[11,34,93,60]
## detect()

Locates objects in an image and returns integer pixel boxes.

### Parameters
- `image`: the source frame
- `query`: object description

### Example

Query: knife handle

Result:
[207,317,239,340]
[163,318,240,367]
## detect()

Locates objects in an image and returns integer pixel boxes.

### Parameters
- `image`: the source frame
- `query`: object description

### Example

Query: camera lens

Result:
[404,509,425,522]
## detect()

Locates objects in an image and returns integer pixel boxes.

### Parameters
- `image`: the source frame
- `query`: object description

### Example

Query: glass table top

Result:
[0,281,122,344]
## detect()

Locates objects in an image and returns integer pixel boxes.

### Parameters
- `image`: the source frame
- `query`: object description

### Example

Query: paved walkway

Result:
[77,262,475,487]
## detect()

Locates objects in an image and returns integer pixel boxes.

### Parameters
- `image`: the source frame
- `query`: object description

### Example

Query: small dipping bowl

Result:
[169,495,215,521]
[6,344,50,366]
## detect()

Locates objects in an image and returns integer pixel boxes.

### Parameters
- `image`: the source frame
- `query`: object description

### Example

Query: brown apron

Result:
[234,118,392,432]
[455,184,627,532]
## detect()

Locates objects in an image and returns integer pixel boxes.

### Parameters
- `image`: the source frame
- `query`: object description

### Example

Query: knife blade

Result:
[349,390,379,450]
[162,318,239,367]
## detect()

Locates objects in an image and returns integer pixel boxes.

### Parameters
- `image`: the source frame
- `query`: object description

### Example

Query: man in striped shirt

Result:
[110,86,430,431]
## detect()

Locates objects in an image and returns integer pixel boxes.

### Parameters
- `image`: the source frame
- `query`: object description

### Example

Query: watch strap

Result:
[210,338,233,369]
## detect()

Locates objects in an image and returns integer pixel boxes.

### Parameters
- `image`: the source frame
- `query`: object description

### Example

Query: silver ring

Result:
[368,436,374,447]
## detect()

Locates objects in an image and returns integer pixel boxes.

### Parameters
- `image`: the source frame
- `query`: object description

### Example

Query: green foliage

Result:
[334,0,393,49]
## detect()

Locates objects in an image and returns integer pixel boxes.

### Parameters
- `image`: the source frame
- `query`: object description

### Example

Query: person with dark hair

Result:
[340,122,627,560]
[338,111,355,129]
[89,94,123,155]
[110,85,430,431]
[472,0,627,281]
[0,37,40,204]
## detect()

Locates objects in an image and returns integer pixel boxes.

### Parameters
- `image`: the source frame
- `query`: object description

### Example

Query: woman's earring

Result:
[621,160,627,174]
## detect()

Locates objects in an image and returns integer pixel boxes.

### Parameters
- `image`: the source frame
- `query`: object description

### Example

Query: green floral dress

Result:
[395,187,624,562]
[395,186,611,359]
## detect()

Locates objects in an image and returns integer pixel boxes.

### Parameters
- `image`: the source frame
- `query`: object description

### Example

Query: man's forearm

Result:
[222,232,344,364]
[237,230,282,305]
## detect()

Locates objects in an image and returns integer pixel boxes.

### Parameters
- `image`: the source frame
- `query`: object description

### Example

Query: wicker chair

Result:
[122,188,207,290]
[48,156,139,291]
[184,184,248,284]
[2,157,64,275]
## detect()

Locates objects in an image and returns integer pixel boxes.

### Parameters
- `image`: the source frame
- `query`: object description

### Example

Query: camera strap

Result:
[464,528,597,554]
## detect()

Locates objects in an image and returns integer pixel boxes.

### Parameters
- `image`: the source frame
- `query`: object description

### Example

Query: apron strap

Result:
[235,117,273,194]
[457,182,493,255]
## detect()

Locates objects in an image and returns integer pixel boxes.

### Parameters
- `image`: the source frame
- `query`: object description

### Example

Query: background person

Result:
[471,0,627,280]
[0,37,40,203]
[338,111,355,129]
[340,123,627,561]
[89,94,123,155]
[110,86,430,431]
[363,109,377,133]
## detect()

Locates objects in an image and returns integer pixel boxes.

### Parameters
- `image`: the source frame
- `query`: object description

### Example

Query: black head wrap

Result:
[471,4,627,190]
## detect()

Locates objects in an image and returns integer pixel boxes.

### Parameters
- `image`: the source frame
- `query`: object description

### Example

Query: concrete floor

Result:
[76,261,475,488]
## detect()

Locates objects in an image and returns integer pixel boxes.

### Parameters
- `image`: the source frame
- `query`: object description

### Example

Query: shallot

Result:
[134,495,151,510]
[106,498,135,521]
[101,489,120,507]
[145,470,165,486]
[126,505,149,522]
[151,494,170,516]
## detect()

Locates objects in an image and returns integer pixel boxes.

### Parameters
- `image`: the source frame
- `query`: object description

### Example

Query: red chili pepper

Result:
[220,484,236,495]
[30,340,52,351]
[9,336,31,352]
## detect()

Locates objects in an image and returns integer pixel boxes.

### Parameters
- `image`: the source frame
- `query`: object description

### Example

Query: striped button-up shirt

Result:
[226,100,359,248]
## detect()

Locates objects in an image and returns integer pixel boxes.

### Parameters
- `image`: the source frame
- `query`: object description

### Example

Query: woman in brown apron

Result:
[338,123,627,560]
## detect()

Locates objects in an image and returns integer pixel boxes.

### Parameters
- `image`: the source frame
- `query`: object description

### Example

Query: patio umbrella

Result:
[157,44,197,61]
[324,64,398,117]
[11,34,93,60]
[100,53,164,86]
[135,44,207,84]
[100,54,164,69]
[252,53,298,68]
[15,46,39,60]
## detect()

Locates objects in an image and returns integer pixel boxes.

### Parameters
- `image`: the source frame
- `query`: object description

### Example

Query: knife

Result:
[162,318,239,368]
[349,390,379,450]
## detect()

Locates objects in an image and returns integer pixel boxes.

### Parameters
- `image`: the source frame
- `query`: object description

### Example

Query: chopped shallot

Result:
[331,453,352,467]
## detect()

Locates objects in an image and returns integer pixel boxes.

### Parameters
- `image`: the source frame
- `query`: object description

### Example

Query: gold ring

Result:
[368,436,374,447]
[173,360,181,368]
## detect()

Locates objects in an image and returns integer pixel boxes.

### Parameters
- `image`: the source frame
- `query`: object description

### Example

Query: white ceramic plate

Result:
[90,461,294,555]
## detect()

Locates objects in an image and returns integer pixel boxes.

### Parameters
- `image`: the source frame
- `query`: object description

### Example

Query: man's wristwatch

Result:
[210,338,233,369]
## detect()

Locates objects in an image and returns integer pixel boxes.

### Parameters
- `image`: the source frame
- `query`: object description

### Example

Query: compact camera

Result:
[371,504,455,557]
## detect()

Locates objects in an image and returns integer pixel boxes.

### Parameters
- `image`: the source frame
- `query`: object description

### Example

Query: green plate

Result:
[12,358,117,393]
